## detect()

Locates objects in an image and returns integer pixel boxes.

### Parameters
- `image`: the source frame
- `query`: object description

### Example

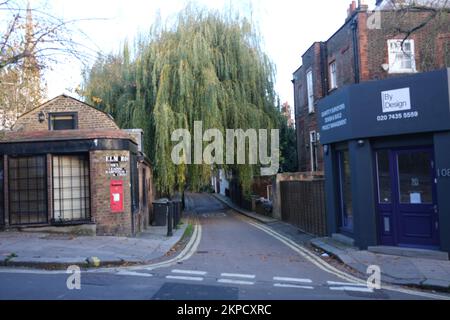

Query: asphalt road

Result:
[0,193,446,300]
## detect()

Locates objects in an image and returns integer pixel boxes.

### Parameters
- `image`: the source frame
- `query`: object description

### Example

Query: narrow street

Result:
[0,193,447,300]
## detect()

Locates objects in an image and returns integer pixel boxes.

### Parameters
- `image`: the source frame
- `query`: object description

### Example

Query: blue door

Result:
[376,148,440,249]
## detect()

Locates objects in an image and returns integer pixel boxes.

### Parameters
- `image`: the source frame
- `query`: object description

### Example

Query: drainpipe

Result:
[351,15,361,84]
[320,42,329,97]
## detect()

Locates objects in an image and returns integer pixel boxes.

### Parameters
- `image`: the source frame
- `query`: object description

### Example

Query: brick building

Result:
[293,0,450,173]
[0,95,154,236]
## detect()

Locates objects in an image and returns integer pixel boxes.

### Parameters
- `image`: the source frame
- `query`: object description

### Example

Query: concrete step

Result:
[368,246,449,261]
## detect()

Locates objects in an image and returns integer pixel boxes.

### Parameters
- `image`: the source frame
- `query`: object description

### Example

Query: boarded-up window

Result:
[53,155,90,222]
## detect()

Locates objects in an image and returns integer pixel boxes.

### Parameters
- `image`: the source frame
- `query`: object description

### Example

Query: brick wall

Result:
[89,150,132,236]
[293,7,450,173]
[362,10,450,81]
[13,95,119,132]
[135,161,155,233]
[293,43,325,173]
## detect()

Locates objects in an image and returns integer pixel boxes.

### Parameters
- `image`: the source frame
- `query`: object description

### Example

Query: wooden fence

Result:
[280,179,327,236]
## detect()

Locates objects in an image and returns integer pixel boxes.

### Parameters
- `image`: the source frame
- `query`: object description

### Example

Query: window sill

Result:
[51,219,94,226]
[328,87,338,93]
[388,69,417,74]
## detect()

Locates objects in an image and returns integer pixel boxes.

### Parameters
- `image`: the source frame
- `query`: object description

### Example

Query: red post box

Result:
[110,180,124,213]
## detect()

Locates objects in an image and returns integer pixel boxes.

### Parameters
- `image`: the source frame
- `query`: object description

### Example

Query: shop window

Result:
[376,150,392,204]
[8,156,48,225]
[338,150,353,230]
[306,70,314,113]
[0,157,4,225]
[329,61,337,90]
[52,155,90,223]
[49,113,78,130]
[387,39,416,73]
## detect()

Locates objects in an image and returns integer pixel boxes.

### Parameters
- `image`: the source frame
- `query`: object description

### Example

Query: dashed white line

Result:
[166,275,204,282]
[221,273,256,279]
[327,281,367,287]
[274,283,314,290]
[116,271,153,277]
[218,279,255,286]
[329,286,374,293]
[273,277,313,284]
[172,269,207,276]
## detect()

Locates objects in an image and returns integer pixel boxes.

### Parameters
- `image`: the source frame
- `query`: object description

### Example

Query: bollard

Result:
[167,201,173,237]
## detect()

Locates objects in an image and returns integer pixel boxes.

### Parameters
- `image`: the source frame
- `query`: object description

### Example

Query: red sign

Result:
[110,180,124,213]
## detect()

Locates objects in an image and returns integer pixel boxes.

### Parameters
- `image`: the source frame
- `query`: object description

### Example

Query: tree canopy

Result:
[82,8,282,196]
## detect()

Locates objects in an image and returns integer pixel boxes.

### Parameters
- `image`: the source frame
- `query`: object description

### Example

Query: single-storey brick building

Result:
[0,95,154,236]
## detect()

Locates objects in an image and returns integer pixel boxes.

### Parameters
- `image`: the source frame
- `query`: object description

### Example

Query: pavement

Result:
[310,237,450,292]
[0,224,187,269]
[214,192,450,293]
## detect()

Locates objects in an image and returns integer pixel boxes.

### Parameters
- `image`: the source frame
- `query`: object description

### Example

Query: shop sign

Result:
[105,155,129,177]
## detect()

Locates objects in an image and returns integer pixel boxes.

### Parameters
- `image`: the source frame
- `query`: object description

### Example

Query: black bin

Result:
[152,199,170,226]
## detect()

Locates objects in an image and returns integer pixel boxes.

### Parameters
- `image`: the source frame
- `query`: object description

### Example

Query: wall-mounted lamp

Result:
[357,140,365,147]
[38,111,46,123]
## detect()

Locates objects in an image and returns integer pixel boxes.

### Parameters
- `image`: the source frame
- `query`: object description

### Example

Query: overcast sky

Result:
[31,0,374,108]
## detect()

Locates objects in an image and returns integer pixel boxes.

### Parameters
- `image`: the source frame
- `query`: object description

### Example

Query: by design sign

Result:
[381,87,411,113]
[317,69,450,145]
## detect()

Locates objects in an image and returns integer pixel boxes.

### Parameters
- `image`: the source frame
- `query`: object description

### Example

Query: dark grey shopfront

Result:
[318,69,450,254]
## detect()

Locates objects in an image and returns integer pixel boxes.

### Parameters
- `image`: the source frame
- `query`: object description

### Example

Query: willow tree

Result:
[83,7,280,196]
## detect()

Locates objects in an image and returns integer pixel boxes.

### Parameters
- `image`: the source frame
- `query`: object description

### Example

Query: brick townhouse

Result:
[293,0,450,173]
[0,95,154,236]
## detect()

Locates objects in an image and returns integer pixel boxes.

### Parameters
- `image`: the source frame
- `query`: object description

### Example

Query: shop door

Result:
[376,148,439,248]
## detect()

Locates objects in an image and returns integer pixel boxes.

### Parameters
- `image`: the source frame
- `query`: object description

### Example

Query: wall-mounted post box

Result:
[110,180,124,213]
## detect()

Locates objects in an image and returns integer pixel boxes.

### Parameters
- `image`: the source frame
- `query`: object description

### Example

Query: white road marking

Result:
[116,271,153,277]
[273,277,312,284]
[221,273,256,279]
[218,279,255,286]
[330,286,374,293]
[172,269,207,276]
[166,275,204,282]
[242,218,450,300]
[327,281,367,287]
[274,283,314,290]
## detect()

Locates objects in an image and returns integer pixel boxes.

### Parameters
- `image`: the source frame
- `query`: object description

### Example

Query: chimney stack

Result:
[347,1,358,20]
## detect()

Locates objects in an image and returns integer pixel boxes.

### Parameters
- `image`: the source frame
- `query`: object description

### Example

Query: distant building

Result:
[0,95,154,236]
[293,0,450,173]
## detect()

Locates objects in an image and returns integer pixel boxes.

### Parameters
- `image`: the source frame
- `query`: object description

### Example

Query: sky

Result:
[29,0,374,109]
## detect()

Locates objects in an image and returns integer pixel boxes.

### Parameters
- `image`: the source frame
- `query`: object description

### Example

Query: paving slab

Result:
[0,223,187,269]
[311,237,450,292]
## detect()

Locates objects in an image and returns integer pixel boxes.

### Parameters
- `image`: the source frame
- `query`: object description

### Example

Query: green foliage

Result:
[82,7,284,195]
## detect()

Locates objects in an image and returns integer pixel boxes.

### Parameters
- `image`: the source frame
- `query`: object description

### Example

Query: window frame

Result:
[337,150,353,231]
[8,155,48,226]
[48,112,79,131]
[387,39,417,74]
[306,70,314,114]
[309,131,319,172]
[51,154,91,224]
[329,61,338,90]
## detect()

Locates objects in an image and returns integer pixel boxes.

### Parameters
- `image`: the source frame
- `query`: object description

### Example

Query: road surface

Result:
[0,193,447,300]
